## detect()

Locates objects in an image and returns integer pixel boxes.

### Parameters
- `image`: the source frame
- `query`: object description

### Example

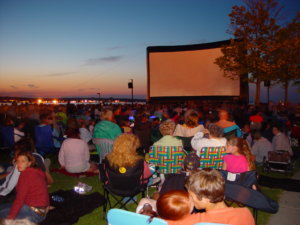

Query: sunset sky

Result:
[0,0,299,103]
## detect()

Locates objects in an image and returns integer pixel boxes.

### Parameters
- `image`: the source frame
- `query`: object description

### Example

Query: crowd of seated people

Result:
[0,100,298,224]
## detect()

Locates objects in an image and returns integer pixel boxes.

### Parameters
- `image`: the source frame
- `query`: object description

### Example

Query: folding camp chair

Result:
[224,181,278,223]
[148,146,185,174]
[199,146,227,169]
[107,208,167,225]
[0,125,14,151]
[195,223,229,225]
[100,158,149,218]
[219,170,258,189]
[263,150,293,173]
[220,170,278,223]
[34,125,54,156]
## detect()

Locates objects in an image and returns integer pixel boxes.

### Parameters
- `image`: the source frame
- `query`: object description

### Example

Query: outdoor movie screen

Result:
[147,41,240,98]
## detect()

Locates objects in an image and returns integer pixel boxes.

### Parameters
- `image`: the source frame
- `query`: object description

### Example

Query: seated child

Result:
[185,168,255,225]
[223,137,256,173]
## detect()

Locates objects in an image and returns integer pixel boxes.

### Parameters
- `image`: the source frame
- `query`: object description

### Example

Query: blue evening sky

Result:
[0,0,299,103]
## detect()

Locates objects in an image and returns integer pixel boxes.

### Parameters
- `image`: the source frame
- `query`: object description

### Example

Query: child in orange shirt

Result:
[185,168,255,225]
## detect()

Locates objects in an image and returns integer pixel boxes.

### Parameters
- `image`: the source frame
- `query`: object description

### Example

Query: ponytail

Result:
[241,139,256,170]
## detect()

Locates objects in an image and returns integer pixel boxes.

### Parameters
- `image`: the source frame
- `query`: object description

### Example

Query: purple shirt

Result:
[223,154,249,173]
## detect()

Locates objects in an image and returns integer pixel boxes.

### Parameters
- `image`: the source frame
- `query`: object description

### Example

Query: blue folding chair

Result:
[0,125,14,150]
[195,223,229,225]
[34,125,54,156]
[107,208,167,225]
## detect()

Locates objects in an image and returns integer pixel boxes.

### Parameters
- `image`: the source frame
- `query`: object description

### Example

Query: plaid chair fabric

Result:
[148,146,185,174]
[199,146,227,169]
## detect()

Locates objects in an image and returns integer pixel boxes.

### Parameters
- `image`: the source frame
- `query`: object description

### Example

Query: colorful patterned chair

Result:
[148,146,185,174]
[199,146,227,169]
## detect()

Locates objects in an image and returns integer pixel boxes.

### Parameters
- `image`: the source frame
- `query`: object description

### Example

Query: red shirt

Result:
[7,167,49,219]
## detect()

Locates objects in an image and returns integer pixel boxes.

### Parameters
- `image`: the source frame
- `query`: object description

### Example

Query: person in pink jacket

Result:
[59,128,98,173]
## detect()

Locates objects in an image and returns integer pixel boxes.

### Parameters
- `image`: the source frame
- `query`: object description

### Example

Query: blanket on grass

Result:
[51,168,98,178]
[40,189,105,225]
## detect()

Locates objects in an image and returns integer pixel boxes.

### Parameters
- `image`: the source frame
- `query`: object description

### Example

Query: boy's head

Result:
[157,190,193,221]
[185,168,225,209]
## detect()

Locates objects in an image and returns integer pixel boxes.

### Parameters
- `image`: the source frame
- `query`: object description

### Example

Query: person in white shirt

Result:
[191,124,227,157]
[251,131,273,164]
[272,125,293,156]
[173,109,204,137]
[59,128,98,173]
[13,120,25,143]
[78,119,92,144]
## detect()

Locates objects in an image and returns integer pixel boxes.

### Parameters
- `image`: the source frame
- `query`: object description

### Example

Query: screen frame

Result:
[146,40,246,102]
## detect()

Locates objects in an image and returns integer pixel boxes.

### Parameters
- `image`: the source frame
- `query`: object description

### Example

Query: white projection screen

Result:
[147,41,240,100]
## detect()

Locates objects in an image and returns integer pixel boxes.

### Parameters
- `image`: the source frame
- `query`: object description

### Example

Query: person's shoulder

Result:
[167,213,200,225]
[196,124,204,129]
[223,154,232,159]
[175,123,183,128]
[218,137,227,144]
[22,167,43,177]
[231,206,252,213]
[231,207,255,222]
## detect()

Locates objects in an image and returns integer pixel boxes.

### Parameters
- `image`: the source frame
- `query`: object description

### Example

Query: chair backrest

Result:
[195,223,229,225]
[176,136,193,152]
[199,146,226,169]
[102,158,147,196]
[93,138,114,163]
[224,182,278,213]
[34,125,54,148]
[219,170,258,189]
[148,146,185,174]
[1,126,14,148]
[107,208,167,225]
[268,150,291,163]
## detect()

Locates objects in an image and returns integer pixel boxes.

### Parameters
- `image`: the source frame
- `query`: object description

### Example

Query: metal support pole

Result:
[130,79,133,106]
[97,92,100,104]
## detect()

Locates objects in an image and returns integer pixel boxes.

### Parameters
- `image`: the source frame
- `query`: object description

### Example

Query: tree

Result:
[215,0,281,105]
[273,12,300,106]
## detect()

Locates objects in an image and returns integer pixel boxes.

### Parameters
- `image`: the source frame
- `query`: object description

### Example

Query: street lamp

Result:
[97,92,101,104]
[128,79,133,106]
